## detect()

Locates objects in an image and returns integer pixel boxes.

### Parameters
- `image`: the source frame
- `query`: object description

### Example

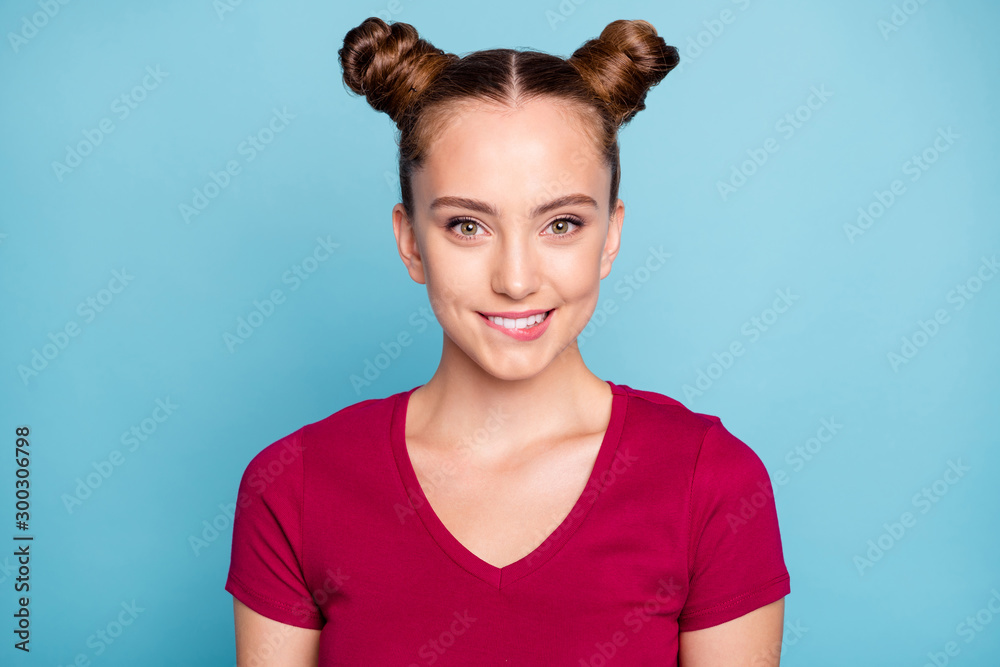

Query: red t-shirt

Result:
[225,380,790,665]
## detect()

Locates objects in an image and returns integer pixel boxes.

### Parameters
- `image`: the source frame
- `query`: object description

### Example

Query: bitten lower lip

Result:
[479,309,554,341]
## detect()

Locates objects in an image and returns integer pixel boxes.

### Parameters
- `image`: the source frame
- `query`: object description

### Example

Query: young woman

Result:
[226,17,790,666]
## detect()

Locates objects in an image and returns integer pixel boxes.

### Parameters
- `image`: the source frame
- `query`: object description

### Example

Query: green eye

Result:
[445,219,483,238]
[547,216,585,235]
[445,216,586,241]
[550,219,573,234]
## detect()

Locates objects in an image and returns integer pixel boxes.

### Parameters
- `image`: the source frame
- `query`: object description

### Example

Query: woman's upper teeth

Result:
[488,311,548,329]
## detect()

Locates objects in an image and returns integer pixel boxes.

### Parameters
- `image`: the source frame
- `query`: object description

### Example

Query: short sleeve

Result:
[678,419,790,632]
[224,428,325,629]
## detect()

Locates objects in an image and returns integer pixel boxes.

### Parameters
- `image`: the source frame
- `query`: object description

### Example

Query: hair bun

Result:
[338,17,456,125]
[569,19,679,127]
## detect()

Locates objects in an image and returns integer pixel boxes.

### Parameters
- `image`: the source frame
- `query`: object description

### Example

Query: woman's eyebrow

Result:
[428,193,599,218]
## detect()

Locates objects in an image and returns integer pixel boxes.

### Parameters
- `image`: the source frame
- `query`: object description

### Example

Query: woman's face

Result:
[392,97,624,381]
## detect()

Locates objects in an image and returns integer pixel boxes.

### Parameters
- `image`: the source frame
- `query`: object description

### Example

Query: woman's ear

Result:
[599,198,625,280]
[392,203,427,285]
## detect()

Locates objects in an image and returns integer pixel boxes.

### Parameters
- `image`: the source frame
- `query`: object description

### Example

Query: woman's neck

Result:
[406,336,613,462]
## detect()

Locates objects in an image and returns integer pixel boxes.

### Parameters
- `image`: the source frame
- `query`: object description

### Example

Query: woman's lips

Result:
[479,309,554,341]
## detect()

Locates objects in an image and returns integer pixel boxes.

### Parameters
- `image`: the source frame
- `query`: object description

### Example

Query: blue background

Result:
[2,0,998,664]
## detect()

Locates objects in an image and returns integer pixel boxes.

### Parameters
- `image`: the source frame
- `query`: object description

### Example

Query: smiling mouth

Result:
[478,309,554,330]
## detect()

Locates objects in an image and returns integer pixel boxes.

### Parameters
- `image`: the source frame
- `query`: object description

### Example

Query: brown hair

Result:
[338,17,678,219]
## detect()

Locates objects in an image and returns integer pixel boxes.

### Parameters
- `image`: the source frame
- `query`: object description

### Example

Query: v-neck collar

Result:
[390,380,628,589]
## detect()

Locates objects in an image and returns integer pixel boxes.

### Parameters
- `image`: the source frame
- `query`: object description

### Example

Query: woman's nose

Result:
[490,233,541,300]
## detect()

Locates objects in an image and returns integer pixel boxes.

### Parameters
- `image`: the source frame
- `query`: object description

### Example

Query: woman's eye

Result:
[547,218,581,235]
[448,219,483,238]
[446,216,584,240]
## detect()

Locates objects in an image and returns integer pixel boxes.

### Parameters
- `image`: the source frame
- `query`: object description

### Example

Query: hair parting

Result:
[338,17,678,219]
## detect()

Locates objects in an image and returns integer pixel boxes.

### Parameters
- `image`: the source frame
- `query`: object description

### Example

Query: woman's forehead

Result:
[422,97,602,157]
[422,105,600,173]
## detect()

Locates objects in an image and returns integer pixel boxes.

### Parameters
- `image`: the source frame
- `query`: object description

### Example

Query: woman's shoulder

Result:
[616,381,721,433]
[303,390,401,434]
[615,382,762,467]
[237,389,406,481]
